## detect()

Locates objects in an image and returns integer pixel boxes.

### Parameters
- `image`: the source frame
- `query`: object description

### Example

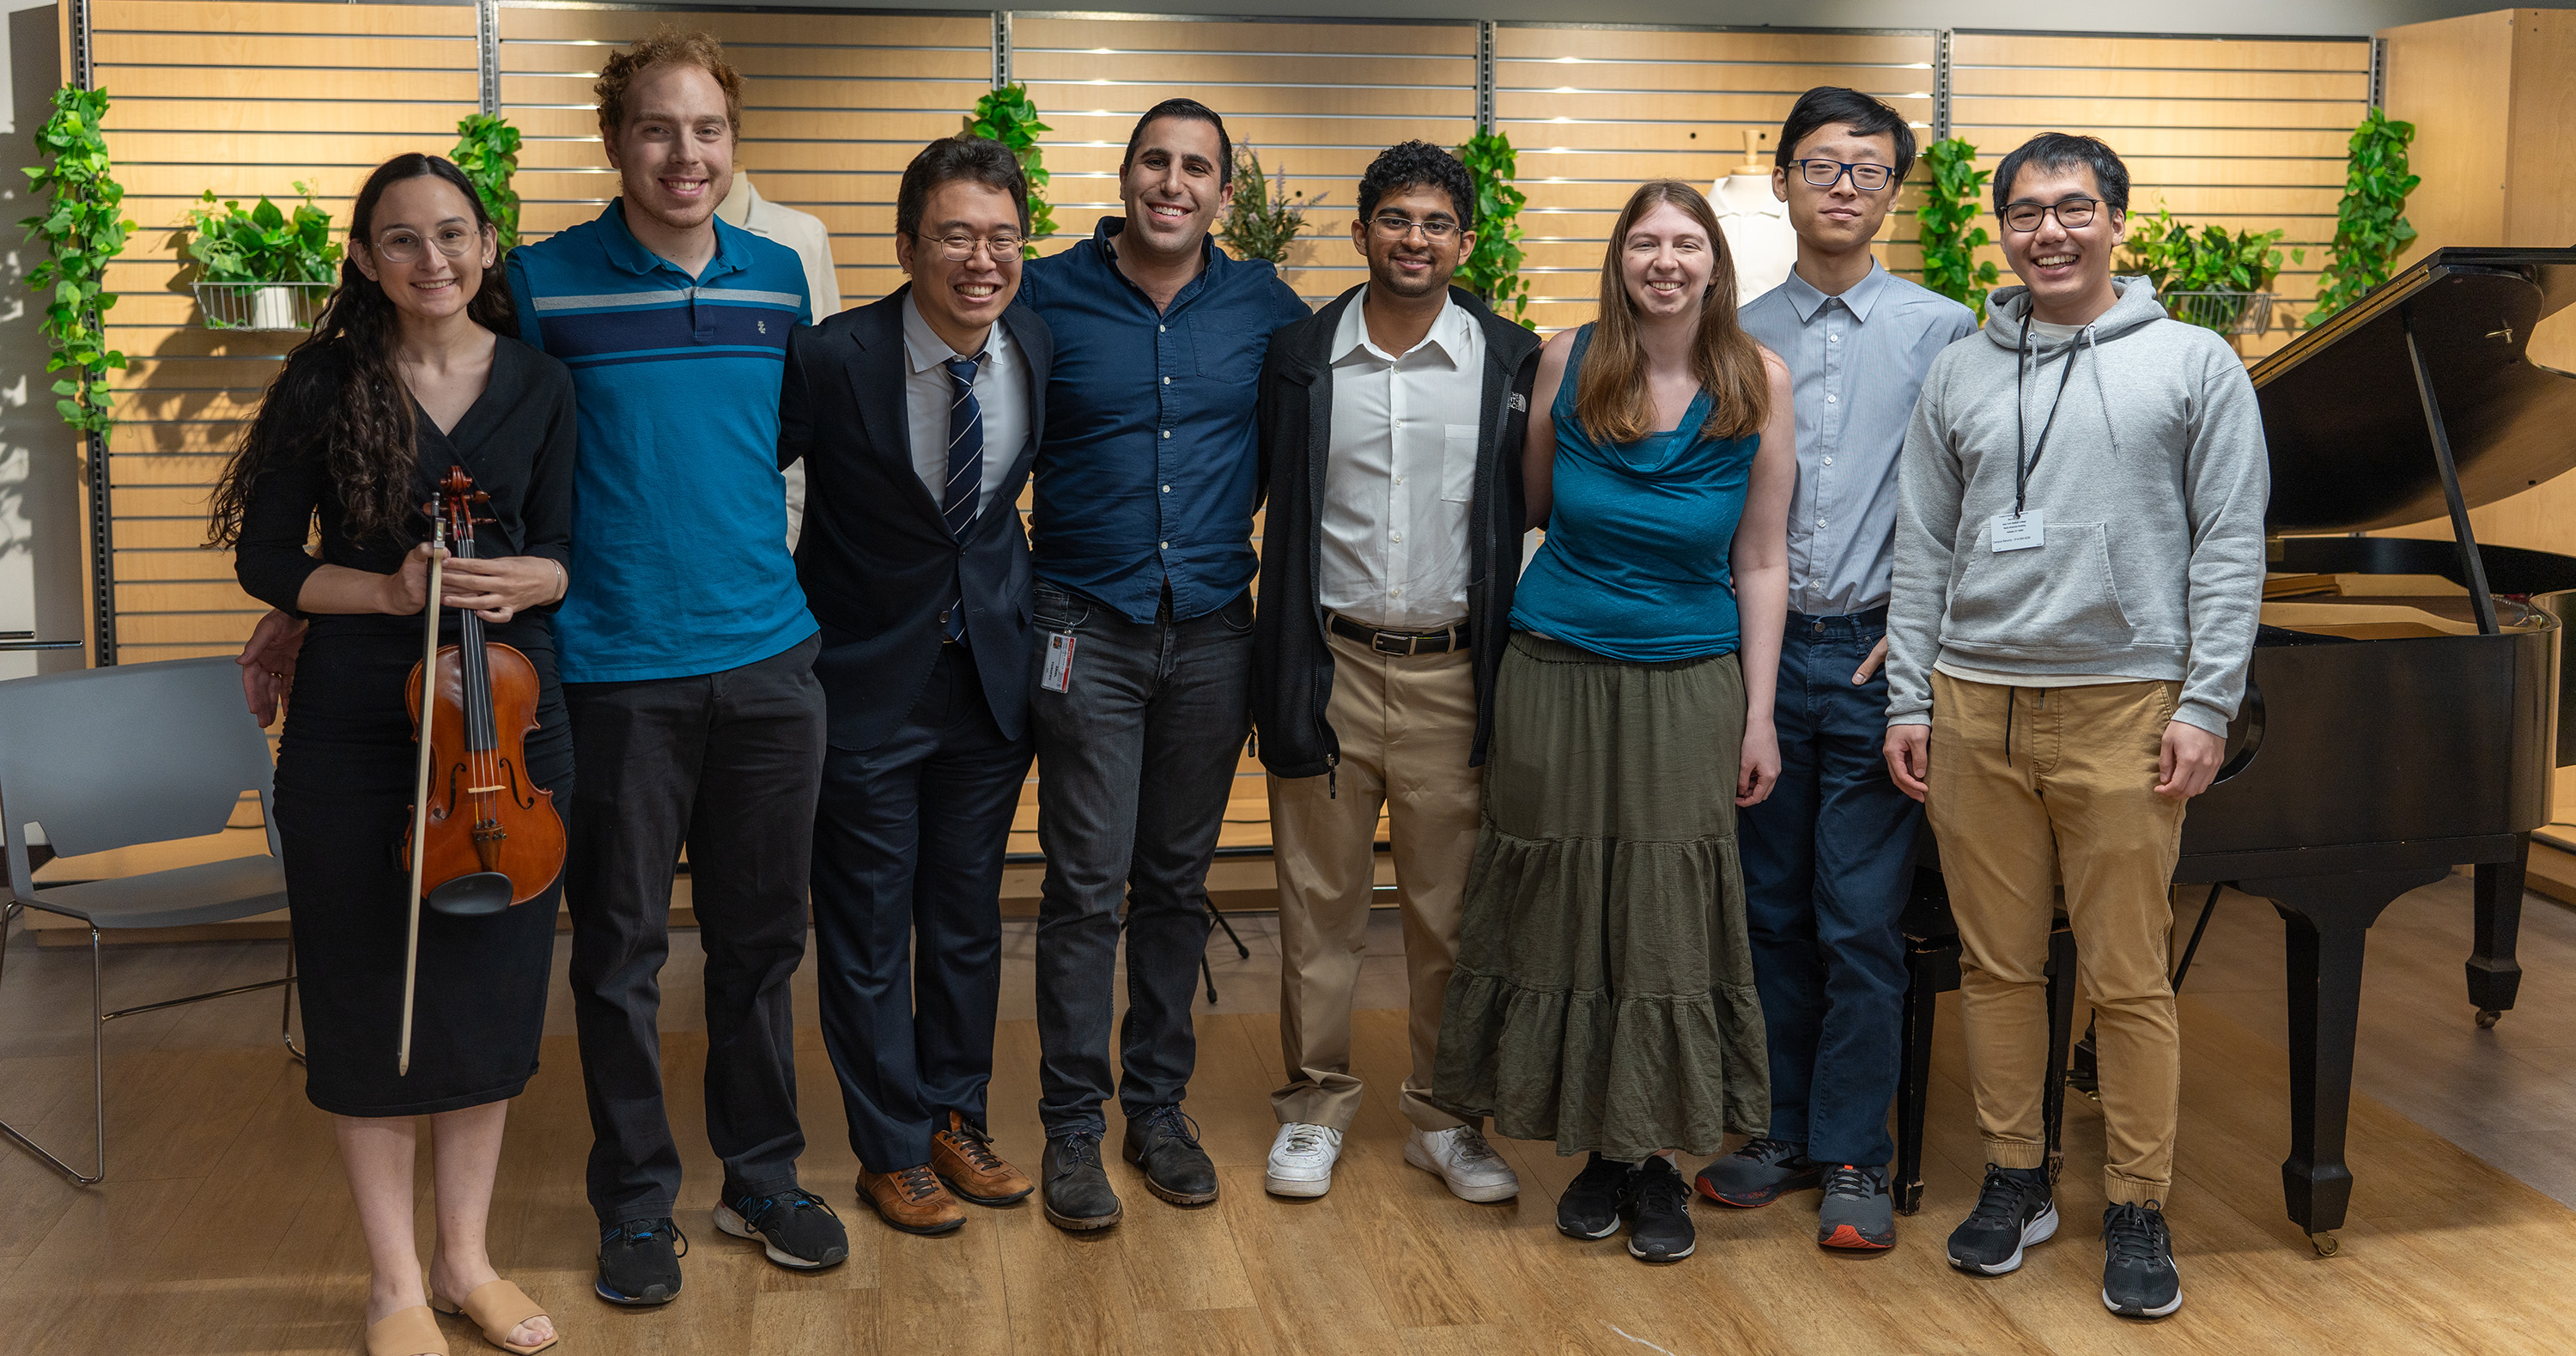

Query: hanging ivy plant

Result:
[184,181,341,284]
[1454,131,1529,327]
[21,85,137,438]
[1917,137,1998,319]
[966,84,1056,257]
[450,113,522,251]
[2306,107,2421,324]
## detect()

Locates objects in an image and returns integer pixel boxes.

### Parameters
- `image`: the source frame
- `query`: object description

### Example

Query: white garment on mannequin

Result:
[720,173,842,550]
[1710,174,1796,306]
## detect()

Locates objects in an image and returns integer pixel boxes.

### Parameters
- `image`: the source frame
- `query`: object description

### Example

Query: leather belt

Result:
[1327,613,1471,656]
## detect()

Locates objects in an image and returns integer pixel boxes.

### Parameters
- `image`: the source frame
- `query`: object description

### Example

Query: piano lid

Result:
[2252,246,2576,533]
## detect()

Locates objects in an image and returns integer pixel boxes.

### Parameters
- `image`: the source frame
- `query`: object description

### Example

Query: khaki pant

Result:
[1267,629,1482,1133]
[1928,672,2187,1205]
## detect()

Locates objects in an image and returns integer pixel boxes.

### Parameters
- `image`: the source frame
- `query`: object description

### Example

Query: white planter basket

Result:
[194,281,331,331]
[2160,289,2281,337]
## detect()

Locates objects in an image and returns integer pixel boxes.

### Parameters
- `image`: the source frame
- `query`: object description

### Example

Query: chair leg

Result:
[0,925,108,1185]
[2041,922,2079,1187]
[281,930,304,1065]
[1893,939,1946,1216]
[1207,903,1250,960]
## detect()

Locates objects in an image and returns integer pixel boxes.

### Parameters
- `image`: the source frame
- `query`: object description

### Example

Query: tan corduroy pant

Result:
[1927,671,2189,1205]
[1267,628,1482,1134]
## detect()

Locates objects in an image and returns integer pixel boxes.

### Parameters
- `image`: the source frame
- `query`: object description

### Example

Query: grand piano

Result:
[1894,246,2576,1255]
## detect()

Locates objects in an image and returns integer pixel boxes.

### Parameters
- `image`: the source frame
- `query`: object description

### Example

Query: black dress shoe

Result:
[596,1217,686,1306]
[1042,1132,1123,1231]
[1122,1104,1219,1207]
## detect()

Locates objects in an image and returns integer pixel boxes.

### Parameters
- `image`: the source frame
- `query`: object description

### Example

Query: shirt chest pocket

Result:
[1440,424,1479,504]
[1189,313,1267,382]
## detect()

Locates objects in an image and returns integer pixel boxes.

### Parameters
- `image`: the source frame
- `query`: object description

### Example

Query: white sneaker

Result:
[1265,1122,1344,1198]
[1405,1124,1520,1203]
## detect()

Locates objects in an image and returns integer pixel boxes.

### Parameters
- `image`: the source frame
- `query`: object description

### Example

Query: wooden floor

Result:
[6,903,2576,1353]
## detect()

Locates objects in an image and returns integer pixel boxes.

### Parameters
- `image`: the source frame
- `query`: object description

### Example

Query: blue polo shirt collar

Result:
[595,198,750,283]
[1092,215,1224,308]
[1781,258,1892,325]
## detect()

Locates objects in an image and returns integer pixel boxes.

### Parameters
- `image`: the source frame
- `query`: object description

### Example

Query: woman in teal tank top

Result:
[1432,180,1795,1265]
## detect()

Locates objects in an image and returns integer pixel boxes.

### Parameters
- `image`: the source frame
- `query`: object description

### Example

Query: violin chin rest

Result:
[427,872,516,918]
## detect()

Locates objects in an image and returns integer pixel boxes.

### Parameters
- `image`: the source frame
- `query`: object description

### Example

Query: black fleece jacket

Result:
[1249,284,1545,779]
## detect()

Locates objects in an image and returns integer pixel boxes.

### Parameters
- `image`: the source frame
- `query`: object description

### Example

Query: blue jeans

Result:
[1029,581,1252,1136]
[1736,610,1921,1169]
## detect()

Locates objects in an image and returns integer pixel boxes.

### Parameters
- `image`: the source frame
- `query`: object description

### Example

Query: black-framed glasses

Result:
[1370,213,1461,242]
[1791,159,1896,192]
[375,225,482,265]
[914,230,1026,261]
[2002,197,2101,233]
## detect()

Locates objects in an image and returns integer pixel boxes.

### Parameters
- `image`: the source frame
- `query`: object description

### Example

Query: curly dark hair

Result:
[206,155,512,550]
[1358,140,1475,229]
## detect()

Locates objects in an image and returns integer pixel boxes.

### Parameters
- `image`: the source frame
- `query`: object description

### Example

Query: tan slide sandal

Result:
[429,1279,557,1355]
[363,1305,449,1356]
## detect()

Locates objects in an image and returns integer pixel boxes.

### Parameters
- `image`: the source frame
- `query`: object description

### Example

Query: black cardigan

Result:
[1249,284,1545,778]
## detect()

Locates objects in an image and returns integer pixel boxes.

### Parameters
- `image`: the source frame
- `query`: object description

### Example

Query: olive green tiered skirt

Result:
[1433,631,1768,1160]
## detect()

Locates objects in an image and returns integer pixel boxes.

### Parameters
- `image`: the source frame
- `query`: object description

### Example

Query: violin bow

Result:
[398,504,449,1077]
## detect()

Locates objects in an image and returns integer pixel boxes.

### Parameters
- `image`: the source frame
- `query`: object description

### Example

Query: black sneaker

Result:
[1620,1156,1696,1263]
[2101,1201,2184,1318]
[1816,1164,1897,1251]
[1042,1132,1123,1231]
[1695,1136,1824,1207]
[596,1216,686,1306]
[1946,1164,2057,1275]
[1558,1153,1631,1241]
[714,1186,848,1270]
[1122,1104,1219,1207]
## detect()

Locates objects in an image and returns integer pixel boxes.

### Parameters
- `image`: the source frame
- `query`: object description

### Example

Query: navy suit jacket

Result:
[780,287,1053,751]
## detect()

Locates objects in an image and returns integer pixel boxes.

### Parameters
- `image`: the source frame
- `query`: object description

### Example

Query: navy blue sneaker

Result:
[596,1217,685,1306]
[714,1186,848,1270]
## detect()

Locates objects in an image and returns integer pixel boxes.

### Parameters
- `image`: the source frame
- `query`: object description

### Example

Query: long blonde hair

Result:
[1573,179,1770,445]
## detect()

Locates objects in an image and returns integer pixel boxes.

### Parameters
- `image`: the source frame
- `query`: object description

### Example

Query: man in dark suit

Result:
[778,135,1052,1237]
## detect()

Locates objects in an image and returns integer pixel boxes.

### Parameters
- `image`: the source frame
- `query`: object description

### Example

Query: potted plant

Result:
[1217,147,1322,265]
[2307,107,2420,324]
[1918,137,2000,319]
[964,84,1056,256]
[2117,203,2303,339]
[1453,131,1529,326]
[21,85,136,439]
[184,180,341,330]
[450,113,522,252]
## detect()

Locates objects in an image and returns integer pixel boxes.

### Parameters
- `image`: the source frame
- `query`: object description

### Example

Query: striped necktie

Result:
[939,352,986,641]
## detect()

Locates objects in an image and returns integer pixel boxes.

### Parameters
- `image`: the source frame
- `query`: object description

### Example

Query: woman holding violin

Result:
[210,154,573,1356]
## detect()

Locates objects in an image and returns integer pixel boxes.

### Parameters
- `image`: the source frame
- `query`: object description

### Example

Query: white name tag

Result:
[1042,632,1078,693]
[1990,510,2045,553]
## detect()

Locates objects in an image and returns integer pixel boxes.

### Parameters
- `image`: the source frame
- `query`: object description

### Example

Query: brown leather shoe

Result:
[932,1110,1035,1206]
[857,1164,965,1236]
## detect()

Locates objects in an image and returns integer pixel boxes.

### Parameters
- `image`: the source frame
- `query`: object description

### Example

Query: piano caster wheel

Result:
[2476,1008,2502,1030]
[2310,1231,2341,1258]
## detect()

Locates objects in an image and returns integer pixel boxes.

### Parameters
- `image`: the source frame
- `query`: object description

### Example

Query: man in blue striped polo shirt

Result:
[503,29,845,1305]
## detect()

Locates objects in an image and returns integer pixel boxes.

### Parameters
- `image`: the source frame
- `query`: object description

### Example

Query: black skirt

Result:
[276,617,574,1117]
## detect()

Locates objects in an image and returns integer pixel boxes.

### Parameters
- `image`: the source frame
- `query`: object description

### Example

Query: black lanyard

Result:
[2012,322,2084,518]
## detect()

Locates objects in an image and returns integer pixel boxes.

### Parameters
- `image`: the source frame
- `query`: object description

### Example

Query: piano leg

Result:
[1893,935,1950,1216]
[2241,867,2445,1256]
[2468,835,2528,1028]
[2042,921,2078,1186]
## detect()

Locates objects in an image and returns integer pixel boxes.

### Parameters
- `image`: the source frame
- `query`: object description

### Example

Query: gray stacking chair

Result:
[0,657,297,1185]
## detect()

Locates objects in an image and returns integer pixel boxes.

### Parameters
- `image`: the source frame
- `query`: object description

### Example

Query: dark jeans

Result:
[1028,580,1251,1136]
[563,634,825,1225]
[1737,611,1921,1169]
[811,642,1034,1169]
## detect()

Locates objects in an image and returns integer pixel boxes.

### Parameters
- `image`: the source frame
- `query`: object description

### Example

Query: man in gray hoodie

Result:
[1881,132,2268,1321]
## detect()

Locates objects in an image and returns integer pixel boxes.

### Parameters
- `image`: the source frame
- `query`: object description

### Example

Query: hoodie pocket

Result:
[1943,520,2135,656]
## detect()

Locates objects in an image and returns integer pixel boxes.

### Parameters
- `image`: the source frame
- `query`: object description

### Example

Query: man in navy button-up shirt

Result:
[1012,99,1309,1231]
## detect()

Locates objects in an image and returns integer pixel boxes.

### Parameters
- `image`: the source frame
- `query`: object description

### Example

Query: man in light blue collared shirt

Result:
[1697,88,1977,1253]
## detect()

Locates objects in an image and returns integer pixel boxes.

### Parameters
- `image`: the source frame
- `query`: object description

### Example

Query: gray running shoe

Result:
[1816,1164,1896,1250]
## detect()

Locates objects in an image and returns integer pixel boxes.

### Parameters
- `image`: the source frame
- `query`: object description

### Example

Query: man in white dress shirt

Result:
[1249,141,1546,1202]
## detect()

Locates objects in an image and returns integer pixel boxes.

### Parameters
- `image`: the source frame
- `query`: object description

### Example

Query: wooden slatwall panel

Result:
[1948,32,2372,359]
[94,0,481,661]
[497,4,993,307]
[1012,16,1478,306]
[1494,25,1938,335]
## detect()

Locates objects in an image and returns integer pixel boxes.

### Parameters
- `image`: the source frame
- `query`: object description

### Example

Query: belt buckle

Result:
[1372,629,1415,656]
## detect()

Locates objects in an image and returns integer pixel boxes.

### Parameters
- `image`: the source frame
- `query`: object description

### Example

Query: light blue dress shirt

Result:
[1739,261,1978,617]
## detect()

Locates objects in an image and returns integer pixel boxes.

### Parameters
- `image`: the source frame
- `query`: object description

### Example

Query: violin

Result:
[395,466,565,1073]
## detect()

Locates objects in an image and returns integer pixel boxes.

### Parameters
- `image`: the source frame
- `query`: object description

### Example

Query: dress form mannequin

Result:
[1710,128,1795,302]
[718,173,841,548]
